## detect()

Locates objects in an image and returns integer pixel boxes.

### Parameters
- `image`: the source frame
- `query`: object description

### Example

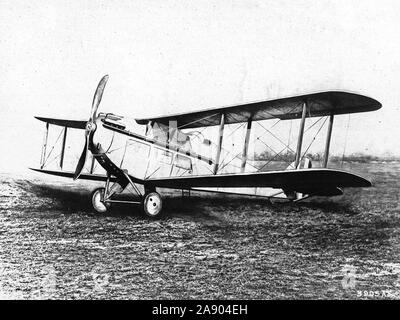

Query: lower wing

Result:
[30,167,371,196]
[145,168,371,196]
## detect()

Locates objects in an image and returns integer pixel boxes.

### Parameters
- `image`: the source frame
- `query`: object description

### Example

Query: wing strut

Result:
[323,114,334,167]
[213,113,225,174]
[294,102,307,168]
[40,122,50,169]
[241,119,252,172]
[59,126,68,169]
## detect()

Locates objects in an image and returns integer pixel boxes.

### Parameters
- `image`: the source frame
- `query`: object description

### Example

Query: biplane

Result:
[31,75,382,217]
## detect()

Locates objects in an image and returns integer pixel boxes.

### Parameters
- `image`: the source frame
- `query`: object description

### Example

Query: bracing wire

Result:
[177,112,220,129]
[300,116,328,163]
[43,128,65,166]
[257,146,291,172]
[255,116,326,171]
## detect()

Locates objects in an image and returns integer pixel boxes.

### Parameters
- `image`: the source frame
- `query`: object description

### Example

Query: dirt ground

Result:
[0,162,399,299]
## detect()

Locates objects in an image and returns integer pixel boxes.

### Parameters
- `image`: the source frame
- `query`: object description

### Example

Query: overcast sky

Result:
[1,0,399,173]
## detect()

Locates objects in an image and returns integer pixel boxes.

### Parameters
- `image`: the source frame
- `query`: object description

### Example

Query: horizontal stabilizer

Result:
[35,116,87,129]
[30,168,117,182]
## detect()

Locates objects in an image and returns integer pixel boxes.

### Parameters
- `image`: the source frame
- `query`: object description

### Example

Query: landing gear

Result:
[91,187,111,214]
[90,173,164,217]
[141,191,163,218]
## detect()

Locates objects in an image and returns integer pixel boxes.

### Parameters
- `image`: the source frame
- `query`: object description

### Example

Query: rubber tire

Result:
[91,187,111,214]
[141,191,163,218]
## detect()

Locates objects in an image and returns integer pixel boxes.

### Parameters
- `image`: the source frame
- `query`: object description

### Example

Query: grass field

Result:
[0,162,399,299]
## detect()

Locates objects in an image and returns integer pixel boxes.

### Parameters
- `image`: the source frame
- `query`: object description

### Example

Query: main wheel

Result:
[142,191,163,218]
[91,187,111,214]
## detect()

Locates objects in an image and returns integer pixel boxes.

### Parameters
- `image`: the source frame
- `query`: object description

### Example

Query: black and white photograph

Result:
[0,0,399,304]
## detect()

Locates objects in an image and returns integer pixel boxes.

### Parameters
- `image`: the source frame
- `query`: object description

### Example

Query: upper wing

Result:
[145,168,371,195]
[136,91,382,129]
[35,117,87,129]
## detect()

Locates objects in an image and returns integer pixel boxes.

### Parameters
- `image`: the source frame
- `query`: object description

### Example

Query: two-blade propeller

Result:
[73,75,109,180]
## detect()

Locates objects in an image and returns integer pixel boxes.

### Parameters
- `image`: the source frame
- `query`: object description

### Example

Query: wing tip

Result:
[361,178,372,188]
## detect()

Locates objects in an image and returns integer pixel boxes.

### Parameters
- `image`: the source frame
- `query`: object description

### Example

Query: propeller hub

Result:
[86,121,97,132]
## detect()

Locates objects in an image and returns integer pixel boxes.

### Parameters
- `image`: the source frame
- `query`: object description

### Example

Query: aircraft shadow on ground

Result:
[20,181,395,249]
[23,180,360,218]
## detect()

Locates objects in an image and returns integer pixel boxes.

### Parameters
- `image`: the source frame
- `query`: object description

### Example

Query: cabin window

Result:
[154,147,173,165]
[174,154,192,171]
[127,139,150,158]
